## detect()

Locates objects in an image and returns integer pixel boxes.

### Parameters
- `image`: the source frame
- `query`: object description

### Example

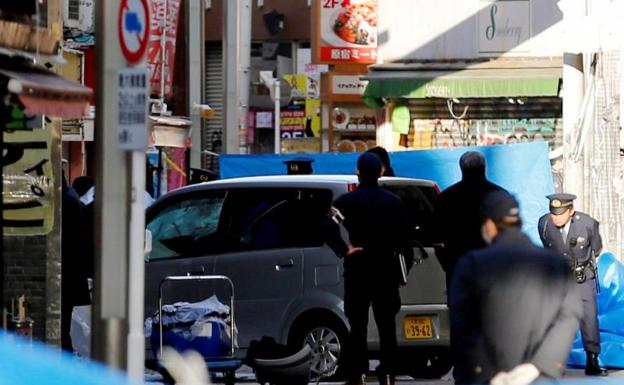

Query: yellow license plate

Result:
[403,316,433,339]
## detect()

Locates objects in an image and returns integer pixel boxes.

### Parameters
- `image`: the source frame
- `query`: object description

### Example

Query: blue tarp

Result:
[220,142,554,243]
[0,331,132,385]
[568,252,624,368]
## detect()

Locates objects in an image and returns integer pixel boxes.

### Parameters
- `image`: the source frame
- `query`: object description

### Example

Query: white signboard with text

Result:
[117,67,149,150]
[331,75,369,95]
[478,0,530,53]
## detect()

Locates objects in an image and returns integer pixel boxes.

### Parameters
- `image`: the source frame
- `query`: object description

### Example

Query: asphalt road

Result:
[147,366,624,385]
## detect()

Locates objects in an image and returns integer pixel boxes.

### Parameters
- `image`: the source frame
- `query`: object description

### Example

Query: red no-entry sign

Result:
[118,0,150,64]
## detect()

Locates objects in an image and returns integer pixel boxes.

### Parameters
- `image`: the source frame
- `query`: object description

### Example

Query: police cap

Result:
[480,190,520,222]
[284,157,314,175]
[546,193,576,215]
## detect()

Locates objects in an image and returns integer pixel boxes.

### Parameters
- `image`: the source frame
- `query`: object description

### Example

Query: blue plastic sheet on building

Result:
[0,331,131,385]
[220,142,554,243]
[568,252,624,368]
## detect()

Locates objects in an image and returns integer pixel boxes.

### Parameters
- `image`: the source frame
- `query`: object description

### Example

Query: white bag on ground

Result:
[70,305,92,357]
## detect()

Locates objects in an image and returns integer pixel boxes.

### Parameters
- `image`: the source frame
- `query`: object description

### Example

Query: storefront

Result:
[361,59,563,155]
[321,70,378,152]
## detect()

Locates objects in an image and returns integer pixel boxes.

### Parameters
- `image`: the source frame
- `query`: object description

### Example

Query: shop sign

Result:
[332,75,368,95]
[147,0,181,98]
[256,111,273,129]
[3,104,54,235]
[117,67,149,150]
[478,0,530,53]
[315,0,378,64]
[280,103,306,138]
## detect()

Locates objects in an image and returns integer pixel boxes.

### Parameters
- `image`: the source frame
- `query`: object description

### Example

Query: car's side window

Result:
[222,188,333,252]
[147,191,226,260]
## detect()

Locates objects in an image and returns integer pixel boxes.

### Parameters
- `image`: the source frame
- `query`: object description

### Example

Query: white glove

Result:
[490,363,539,385]
[159,347,211,385]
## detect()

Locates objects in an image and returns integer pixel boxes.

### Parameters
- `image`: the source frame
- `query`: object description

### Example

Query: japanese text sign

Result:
[3,104,54,235]
[315,0,378,64]
[147,0,181,98]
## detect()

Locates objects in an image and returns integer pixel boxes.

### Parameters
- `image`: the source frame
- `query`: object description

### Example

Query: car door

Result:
[212,188,307,349]
[144,189,227,317]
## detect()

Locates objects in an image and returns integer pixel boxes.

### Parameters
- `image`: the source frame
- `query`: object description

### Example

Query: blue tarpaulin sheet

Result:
[568,252,624,368]
[220,142,554,243]
[0,331,131,385]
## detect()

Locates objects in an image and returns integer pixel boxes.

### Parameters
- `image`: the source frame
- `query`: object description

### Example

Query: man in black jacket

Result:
[538,193,608,376]
[324,152,413,385]
[433,151,505,288]
[450,190,582,385]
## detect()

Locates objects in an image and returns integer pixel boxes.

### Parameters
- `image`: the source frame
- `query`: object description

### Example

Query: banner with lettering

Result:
[478,0,530,53]
[3,103,54,235]
[315,0,378,64]
[147,0,182,98]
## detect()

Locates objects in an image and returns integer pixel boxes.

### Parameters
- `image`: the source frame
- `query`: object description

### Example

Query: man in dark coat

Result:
[450,190,582,385]
[538,193,608,376]
[61,175,91,352]
[433,151,505,287]
[324,152,413,385]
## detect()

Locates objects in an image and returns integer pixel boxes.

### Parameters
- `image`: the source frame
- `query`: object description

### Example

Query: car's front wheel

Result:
[289,317,348,381]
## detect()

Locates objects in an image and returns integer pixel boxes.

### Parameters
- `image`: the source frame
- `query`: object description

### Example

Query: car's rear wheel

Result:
[401,348,452,380]
[289,317,348,381]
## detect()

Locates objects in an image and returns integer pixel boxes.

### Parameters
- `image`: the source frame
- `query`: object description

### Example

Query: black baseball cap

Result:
[480,190,520,221]
[546,193,576,215]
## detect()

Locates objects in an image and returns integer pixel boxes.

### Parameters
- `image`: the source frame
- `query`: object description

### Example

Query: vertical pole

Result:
[274,80,281,154]
[188,0,205,169]
[93,0,129,369]
[223,0,240,154]
[562,53,585,207]
[126,151,145,382]
[239,0,252,154]
[160,0,168,106]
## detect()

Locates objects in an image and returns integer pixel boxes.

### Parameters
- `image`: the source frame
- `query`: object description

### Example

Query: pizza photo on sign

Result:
[332,1,377,46]
[318,0,378,63]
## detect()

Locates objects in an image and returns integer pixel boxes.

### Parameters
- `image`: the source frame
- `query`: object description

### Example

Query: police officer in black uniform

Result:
[451,190,582,385]
[324,152,413,385]
[538,193,608,376]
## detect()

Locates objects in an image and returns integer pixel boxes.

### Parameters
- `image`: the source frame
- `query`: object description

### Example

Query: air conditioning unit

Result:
[63,0,95,33]
[63,0,80,29]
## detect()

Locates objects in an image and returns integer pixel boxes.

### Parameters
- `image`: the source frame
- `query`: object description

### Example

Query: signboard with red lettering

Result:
[313,0,378,64]
[147,0,181,98]
[118,0,150,64]
[280,103,306,138]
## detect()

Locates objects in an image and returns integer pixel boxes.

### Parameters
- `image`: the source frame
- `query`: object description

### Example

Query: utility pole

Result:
[223,0,240,154]
[188,0,205,168]
[93,0,129,369]
[93,2,149,380]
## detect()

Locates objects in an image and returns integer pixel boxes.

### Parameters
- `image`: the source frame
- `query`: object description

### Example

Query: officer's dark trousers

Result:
[342,271,400,381]
[579,278,601,353]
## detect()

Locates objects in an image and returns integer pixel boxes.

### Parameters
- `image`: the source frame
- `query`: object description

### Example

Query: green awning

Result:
[362,66,561,108]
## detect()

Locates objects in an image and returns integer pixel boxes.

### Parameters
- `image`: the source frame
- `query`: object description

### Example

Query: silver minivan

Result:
[144,175,449,380]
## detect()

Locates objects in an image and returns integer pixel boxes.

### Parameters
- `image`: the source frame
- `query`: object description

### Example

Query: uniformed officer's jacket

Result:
[538,211,602,270]
[449,228,582,384]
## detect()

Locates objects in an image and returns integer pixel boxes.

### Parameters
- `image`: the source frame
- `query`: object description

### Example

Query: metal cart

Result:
[156,275,242,385]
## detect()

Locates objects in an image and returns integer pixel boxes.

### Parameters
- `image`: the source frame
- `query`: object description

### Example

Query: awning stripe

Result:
[362,66,562,107]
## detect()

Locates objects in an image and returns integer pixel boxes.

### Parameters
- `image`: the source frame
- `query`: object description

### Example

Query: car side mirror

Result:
[144,229,153,261]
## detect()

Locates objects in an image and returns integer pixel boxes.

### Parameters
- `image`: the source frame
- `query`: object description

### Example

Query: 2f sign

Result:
[323,0,349,8]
